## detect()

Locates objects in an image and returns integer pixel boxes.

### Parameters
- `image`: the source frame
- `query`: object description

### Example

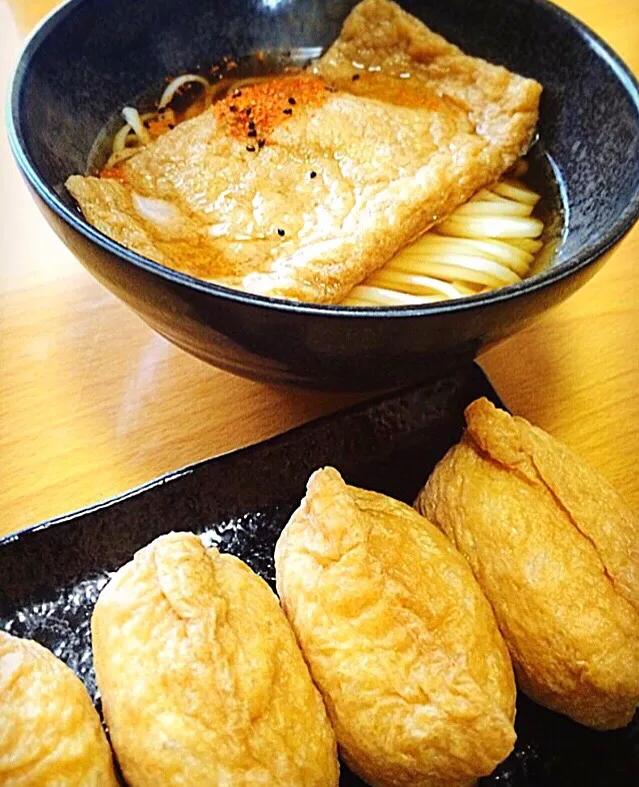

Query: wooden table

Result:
[1,0,637,536]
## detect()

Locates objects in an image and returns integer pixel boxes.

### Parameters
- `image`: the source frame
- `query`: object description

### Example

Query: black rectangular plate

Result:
[0,364,636,786]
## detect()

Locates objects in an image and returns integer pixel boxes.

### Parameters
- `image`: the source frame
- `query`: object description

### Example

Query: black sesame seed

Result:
[258,138,266,149]
[248,120,256,130]
[245,107,252,116]
[288,97,296,105]
[310,171,317,179]
[229,104,237,112]
[352,73,360,81]
[168,123,175,130]
[247,129,257,137]
[246,145,256,152]
[283,108,293,115]
[277,228,286,237]
[232,89,242,98]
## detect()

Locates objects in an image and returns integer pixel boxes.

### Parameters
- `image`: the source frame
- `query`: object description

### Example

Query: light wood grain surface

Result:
[1,0,637,536]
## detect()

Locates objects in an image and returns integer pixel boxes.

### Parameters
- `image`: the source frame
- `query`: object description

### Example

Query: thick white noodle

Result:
[388,253,522,286]
[343,173,544,306]
[454,200,533,218]
[112,123,133,153]
[158,74,210,109]
[407,234,533,269]
[348,286,444,305]
[436,214,544,239]
[507,238,544,253]
[122,106,151,145]
[367,270,465,299]
[493,180,540,205]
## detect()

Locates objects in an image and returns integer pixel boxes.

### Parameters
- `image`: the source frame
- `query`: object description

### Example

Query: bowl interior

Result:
[10,0,639,293]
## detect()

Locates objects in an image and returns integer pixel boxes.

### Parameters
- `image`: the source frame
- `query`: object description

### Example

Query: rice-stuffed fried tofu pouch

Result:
[91,532,339,787]
[0,633,118,787]
[275,467,516,787]
[66,0,540,303]
[416,397,639,730]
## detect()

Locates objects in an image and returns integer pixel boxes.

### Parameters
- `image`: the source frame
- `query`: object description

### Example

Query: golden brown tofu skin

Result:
[275,467,516,787]
[91,532,339,787]
[416,397,639,730]
[0,632,118,787]
[66,0,540,304]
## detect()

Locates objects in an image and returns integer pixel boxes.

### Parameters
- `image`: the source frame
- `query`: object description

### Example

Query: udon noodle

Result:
[104,71,544,306]
[344,161,543,306]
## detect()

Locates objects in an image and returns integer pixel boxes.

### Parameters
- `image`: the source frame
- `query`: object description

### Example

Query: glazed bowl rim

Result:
[7,0,639,319]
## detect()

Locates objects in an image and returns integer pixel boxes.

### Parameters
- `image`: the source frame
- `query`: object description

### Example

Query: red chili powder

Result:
[100,165,128,184]
[214,75,329,142]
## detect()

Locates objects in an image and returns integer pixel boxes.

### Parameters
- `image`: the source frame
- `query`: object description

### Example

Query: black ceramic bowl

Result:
[8,0,639,391]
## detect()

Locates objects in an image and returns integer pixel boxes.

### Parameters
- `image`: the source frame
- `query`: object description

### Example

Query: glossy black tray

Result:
[0,364,636,786]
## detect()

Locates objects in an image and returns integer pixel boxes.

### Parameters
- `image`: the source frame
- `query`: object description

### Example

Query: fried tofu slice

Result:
[275,467,516,787]
[416,398,639,730]
[67,0,540,303]
[0,632,118,786]
[91,532,339,786]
